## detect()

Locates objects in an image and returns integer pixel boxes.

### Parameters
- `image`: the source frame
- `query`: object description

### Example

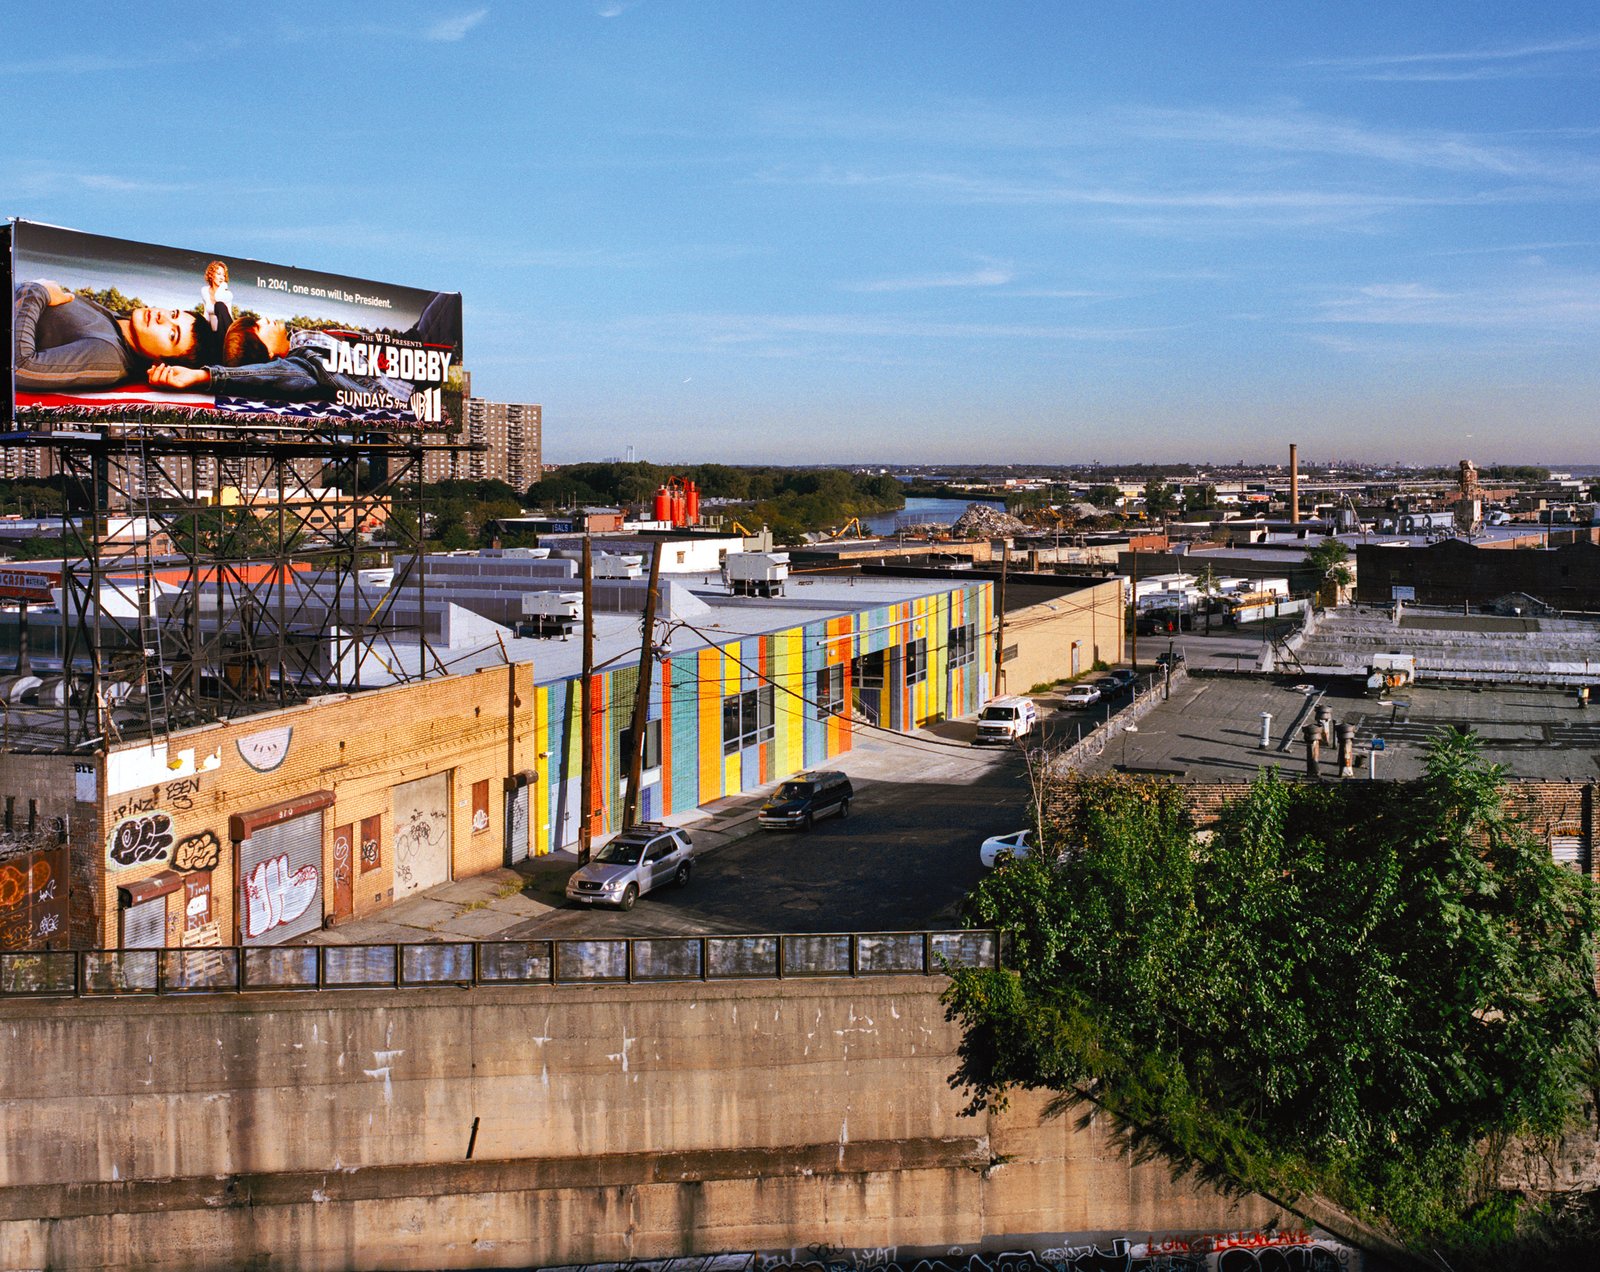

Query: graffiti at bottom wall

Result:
[558,1233,1358,1272]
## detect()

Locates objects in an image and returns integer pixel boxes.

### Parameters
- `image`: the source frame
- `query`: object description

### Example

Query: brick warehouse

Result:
[0,573,993,950]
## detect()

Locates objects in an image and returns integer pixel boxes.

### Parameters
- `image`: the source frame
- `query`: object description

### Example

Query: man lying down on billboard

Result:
[148,295,458,425]
[11,227,461,427]
[15,286,457,426]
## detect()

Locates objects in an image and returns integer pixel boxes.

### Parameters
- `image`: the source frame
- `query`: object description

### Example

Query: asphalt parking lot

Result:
[301,715,1037,945]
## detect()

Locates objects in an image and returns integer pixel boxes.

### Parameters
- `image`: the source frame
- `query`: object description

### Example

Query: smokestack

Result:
[1337,723,1356,777]
[1302,724,1321,779]
[14,604,31,677]
[1289,442,1300,526]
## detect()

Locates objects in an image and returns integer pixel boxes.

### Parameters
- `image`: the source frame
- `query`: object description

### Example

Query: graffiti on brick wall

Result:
[237,725,293,773]
[108,776,201,823]
[106,811,174,870]
[0,847,69,948]
[748,1233,1353,1272]
[241,854,319,940]
[173,829,222,873]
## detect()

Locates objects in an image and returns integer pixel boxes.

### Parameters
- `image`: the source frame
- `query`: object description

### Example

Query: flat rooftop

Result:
[1075,674,1599,783]
[1296,605,1600,684]
[447,574,977,686]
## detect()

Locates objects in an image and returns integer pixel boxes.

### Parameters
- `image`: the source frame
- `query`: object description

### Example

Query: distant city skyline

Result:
[5,3,1599,464]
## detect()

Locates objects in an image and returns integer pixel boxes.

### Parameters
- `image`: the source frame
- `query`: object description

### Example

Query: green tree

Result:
[1142,476,1178,521]
[945,733,1600,1269]
[1305,538,1353,589]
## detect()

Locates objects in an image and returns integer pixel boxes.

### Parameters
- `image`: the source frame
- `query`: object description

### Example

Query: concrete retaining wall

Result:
[0,976,1281,1271]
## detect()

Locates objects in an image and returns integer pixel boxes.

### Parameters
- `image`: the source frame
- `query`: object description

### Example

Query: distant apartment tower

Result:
[423,373,542,490]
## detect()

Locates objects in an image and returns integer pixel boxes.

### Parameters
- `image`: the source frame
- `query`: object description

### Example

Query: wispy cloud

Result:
[425,8,489,41]
[597,1,645,16]
[1,38,233,76]
[2,166,197,197]
[1300,36,1600,82]
[845,265,1014,292]
[1122,105,1600,182]
[768,165,1474,221]
[612,311,1167,349]
[1310,278,1600,331]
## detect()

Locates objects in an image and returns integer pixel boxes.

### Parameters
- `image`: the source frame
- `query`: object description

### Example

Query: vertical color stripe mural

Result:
[529,582,991,855]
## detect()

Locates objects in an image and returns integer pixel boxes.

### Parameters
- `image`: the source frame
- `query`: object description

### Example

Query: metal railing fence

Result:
[0,930,999,999]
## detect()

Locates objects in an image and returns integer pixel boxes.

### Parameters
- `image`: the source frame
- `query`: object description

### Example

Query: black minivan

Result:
[757,770,853,831]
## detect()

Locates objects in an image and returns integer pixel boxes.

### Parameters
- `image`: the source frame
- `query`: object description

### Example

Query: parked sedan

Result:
[566,823,694,910]
[1060,684,1102,709]
[1108,667,1139,688]
[979,829,1035,868]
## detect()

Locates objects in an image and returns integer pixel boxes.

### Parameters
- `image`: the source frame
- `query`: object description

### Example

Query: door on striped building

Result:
[553,776,581,848]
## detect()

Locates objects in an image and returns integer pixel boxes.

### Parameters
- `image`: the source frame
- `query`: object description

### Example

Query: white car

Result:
[566,823,694,910]
[1061,684,1101,708]
[980,829,1035,868]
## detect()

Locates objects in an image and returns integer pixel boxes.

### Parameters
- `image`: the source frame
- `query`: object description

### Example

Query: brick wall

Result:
[1356,539,1600,608]
[1047,775,1594,880]
[997,579,1125,694]
[87,663,534,948]
[0,754,97,945]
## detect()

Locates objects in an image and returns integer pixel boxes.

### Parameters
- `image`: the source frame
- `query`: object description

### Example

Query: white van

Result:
[972,696,1040,746]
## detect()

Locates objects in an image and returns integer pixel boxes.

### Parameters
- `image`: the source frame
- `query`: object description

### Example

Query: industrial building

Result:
[0,551,992,951]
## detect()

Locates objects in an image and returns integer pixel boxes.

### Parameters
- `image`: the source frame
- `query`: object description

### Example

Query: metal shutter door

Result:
[123,896,166,949]
[506,784,530,864]
[240,810,325,945]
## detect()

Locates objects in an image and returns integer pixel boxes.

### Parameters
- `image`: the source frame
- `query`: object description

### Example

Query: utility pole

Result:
[994,539,1010,694]
[1130,546,1139,670]
[579,537,595,864]
[621,542,663,830]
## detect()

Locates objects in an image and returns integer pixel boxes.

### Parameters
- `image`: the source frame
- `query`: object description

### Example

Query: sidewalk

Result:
[297,723,985,946]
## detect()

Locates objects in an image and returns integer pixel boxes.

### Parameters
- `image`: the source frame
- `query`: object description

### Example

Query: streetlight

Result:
[1121,722,1139,770]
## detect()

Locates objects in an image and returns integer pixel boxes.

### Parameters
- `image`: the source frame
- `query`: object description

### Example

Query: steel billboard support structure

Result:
[0,422,475,753]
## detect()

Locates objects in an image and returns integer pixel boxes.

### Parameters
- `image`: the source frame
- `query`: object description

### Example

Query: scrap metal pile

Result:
[951,503,1029,538]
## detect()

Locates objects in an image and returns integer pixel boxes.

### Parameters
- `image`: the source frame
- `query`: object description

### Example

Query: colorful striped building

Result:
[527,578,994,854]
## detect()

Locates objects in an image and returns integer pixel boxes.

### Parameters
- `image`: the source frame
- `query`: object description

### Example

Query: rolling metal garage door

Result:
[122,896,166,949]
[239,810,325,945]
[506,783,530,865]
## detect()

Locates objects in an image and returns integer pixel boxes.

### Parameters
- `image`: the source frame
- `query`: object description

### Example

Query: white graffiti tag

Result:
[243,855,319,939]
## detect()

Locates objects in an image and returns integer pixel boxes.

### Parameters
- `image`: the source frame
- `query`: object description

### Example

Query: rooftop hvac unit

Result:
[518,591,583,639]
[594,553,644,579]
[726,551,789,597]
[1366,652,1416,696]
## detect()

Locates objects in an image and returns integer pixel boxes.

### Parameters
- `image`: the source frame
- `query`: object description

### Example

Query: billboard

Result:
[6,220,462,429]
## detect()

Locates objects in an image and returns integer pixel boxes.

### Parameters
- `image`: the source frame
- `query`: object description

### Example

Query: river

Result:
[864,496,1005,536]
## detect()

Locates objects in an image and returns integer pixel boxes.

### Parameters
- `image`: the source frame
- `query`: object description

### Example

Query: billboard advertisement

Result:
[6,220,462,429]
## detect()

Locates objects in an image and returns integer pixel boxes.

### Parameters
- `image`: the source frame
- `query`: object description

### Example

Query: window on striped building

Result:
[722,687,775,754]
[816,665,845,716]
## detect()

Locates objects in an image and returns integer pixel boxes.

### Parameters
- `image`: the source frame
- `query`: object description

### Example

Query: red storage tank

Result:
[653,486,671,523]
[685,481,700,525]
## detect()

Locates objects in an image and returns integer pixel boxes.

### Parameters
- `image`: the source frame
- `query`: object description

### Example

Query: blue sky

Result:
[4,3,1598,466]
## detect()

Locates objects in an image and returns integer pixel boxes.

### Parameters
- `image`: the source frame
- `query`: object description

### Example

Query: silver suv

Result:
[565,823,694,911]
